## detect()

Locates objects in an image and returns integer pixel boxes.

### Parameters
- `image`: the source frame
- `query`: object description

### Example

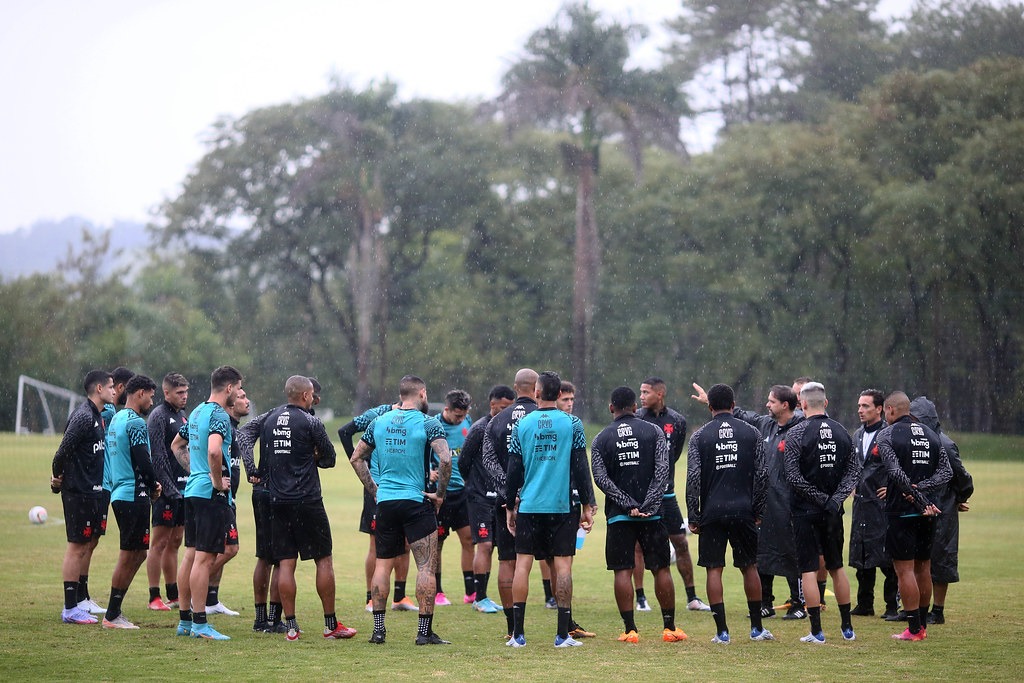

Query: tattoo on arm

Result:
[350,441,377,497]
[432,439,452,498]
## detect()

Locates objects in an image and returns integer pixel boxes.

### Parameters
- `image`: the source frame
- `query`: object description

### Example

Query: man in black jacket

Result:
[877,391,952,641]
[783,382,860,644]
[909,396,973,626]
[687,384,770,645]
[849,389,900,618]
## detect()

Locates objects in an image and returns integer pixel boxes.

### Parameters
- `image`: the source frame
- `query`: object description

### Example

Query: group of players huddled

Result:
[50,365,971,647]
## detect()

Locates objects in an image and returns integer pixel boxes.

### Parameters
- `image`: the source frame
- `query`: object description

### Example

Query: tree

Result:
[495,2,689,416]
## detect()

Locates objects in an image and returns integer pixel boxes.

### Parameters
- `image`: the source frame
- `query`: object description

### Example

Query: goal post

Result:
[15,375,84,435]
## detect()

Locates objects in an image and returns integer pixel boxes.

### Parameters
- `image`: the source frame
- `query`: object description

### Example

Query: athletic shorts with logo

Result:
[437,488,470,539]
[184,495,230,554]
[514,511,577,559]
[359,490,376,535]
[151,497,184,527]
[111,498,151,551]
[62,491,108,544]
[468,493,497,545]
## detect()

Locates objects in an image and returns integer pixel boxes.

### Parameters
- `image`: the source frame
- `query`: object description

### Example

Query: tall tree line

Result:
[2,1,1022,433]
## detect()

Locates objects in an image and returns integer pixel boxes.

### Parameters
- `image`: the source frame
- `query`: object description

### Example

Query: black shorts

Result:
[468,493,497,544]
[271,500,333,562]
[793,512,845,573]
[495,502,517,562]
[887,515,936,562]
[660,496,687,536]
[606,520,670,571]
[375,499,437,559]
[697,518,759,569]
[514,512,577,559]
[359,490,376,535]
[252,489,274,560]
[225,504,239,547]
[111,499,151,551]
[62,492,108,544]
[151,497,185,528]
[437,488,470,539]
[184,496,230,554]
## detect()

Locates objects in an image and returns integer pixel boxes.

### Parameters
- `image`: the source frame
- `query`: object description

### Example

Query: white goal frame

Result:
[15,375,84,435]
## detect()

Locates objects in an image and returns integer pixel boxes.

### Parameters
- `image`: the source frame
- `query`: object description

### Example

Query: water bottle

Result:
[576,526,586,550]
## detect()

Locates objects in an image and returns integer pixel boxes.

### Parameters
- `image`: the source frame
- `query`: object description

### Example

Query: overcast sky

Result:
[0,0,913,234]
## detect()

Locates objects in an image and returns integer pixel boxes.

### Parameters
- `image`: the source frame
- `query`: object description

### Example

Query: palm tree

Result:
[496,2,689,416]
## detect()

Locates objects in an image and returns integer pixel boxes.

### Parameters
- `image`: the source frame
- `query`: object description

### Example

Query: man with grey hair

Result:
[783,382,860,644]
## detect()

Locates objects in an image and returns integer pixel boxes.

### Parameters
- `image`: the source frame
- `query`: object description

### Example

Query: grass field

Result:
[1,431,1022,681]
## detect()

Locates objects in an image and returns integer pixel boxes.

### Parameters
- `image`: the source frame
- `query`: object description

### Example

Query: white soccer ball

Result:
[28,505,48,524]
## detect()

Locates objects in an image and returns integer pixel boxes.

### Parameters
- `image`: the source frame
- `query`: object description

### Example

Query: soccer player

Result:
[171,365,243,641]
[849,389,899,618]
[337,399,417,612]
[591,386,685,644]
[242,376,356,641]
[877,391,951,640]
[204,386,250,617]
[907,396,973,626]
[351,375,452,645]
[482,368,539,638]
[51,370,117,624]
[504,371,595,648]
[145,372,190,612]
[102,374,162,629]
[783,382,860,644]
[431,389,475,606]
[636,377,709,612]
[686,383,770,644]
[458,384,515,614]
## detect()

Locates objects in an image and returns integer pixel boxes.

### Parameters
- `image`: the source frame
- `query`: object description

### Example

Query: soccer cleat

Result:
[369,630,387,644]
[711,631,731,644]
[365,599,373,612]
[636,596,651,612]
[416,632,451,645]
[662,627,688,642]
[78,598,106,614]
[783,605,807,620]
[506,634,527,648]
[176,620,193,636]
[850,604,874,617]
[545,596,558,609]
[760,605,776,619]
[191,623,231,640]
[842,626,856,641]
[268,622,289,633]
[799,631,826,644]
[252,620,271,633]
[688,598,712,612]
[554,634,583,648]
[392,597,418,611]
[473,597,501,614]
[927,611,944,625]
[62,607,98,624]
[285,628,300,641]
[324,623,357,639]
[206,602,239,616]
[884,609,909,622]
[892,628,926,641]
[617,630,640,643]
[750,627,775,641]
[463,592,476,604]
[434,592,452,606]
[165,599,179,609]
[569,624,596,638]
[880,607,900,620]
[102,614,139,629]
[148,597,171,611]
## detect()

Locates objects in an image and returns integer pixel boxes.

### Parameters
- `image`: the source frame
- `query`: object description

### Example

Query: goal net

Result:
[15,375,84,435]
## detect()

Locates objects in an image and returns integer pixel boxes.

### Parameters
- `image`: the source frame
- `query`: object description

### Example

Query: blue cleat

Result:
[750,627,775,641]
[554,634,583,648]
[191,622,231,640]
[506,634,526,648]
[176,620,193,637]
[842,626,856,641]
[712,631,731,644]
[800,631,826,644]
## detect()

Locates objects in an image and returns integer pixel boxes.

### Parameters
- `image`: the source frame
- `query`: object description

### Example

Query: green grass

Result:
[1,432,1021,681]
